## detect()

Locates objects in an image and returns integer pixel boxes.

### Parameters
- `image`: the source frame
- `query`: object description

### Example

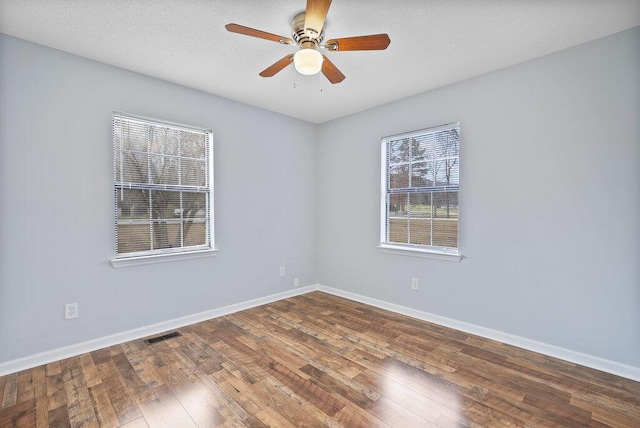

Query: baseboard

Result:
[315,285,640,382]
[2,284,639,382]
[0,285,316,377]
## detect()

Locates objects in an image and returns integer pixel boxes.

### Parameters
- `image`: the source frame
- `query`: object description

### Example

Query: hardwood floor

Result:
[1,291,639,427]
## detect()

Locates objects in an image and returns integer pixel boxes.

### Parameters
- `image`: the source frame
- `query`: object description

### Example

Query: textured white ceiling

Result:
[1,1,639,123]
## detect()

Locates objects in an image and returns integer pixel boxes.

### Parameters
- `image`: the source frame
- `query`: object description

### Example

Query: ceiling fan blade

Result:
[321,55,345,84]
[324,34,390,51]
[225,23,294,45]
[304,0,332,36]
[259,54,294,77]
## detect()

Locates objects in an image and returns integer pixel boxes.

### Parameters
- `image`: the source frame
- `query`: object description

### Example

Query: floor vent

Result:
[144,331,182,345]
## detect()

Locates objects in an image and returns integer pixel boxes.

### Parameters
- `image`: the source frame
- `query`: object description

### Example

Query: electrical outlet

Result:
[64,303,78,320]
[294,277,299,287]
[280,266,285,276]
[411,278,419,290]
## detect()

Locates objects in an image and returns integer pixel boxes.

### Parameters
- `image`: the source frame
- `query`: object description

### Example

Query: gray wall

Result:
[316,27,640,367]
[0,34,317,363]
[2,27,639,370]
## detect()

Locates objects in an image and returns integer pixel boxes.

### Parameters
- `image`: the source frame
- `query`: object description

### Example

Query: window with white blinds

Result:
[113,113,213,260]
[380,123,460,256]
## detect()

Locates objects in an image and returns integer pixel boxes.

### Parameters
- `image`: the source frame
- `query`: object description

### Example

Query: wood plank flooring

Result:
[1,291,639,427]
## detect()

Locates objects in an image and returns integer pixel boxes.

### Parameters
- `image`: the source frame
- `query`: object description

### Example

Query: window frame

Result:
[378,122,461,261]
[110,112,216,268]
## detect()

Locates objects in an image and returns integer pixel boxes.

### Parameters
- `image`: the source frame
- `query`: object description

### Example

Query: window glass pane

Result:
[117,223,151,254]
[116,188,149,220]
[388,193,407,217]
[409,193,431,218]
[389,139,410,163]
[181,158,207,187]
[183,219,207,246]
[409,218,431,245]
[408,193,434,245]
[117,151,148,184]
[116,188,152,254]
[182,133,207,159]
[433,219,458,248]
[116,121,147,152]
[150,190,181,220]
[412,137,430,162]
[151,219,181,250]
[388,218,408,244]
[433,131,459,159]
[389,165,409,189]
[432,191,458,248]
[149,189,181,251]
[433,192,458,219]
[149,127,180,155]
[411,162,432,187]
[434,158,458,186]
[182,192,207,219]
[150,154,179,185]
[387,193,408,243]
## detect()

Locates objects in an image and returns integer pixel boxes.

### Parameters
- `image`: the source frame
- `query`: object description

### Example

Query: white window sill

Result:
[377,244,462,262]
[111,248,218,268]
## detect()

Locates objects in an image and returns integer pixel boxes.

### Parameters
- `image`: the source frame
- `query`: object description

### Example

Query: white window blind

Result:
[113,113,213,259]
[381,122,460,255]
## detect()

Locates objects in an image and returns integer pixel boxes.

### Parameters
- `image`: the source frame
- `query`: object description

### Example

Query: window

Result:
[380,122,460,259]
[112,113,214,265]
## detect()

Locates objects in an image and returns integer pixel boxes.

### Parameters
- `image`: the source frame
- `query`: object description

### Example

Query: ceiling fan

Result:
[225,0,390,84]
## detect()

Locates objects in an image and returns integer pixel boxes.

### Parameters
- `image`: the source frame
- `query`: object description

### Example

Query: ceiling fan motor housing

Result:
[292,12,324,48]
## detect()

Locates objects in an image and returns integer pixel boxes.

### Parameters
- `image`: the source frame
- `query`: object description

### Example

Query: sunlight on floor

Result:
[383,363,469,426]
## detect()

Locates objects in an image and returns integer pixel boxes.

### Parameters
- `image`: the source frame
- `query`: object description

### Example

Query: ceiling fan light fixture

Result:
[293,48,323,75]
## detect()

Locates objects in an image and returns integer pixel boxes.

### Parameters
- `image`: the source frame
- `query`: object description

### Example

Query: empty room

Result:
[1,1,639,427]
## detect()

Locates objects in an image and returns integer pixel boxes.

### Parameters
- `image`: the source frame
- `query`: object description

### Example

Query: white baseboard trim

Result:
[2,284,639,382]
[315,285,640,382]
[0,285,316,377]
